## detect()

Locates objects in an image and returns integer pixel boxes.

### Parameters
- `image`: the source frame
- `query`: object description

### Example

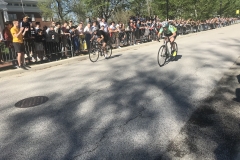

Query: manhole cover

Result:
[15,96,49,108]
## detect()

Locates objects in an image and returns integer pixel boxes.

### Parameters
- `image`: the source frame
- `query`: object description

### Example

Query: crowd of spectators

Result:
[0,14,239,68]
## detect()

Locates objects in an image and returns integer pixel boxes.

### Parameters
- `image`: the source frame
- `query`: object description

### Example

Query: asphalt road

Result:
[0,23,240,160]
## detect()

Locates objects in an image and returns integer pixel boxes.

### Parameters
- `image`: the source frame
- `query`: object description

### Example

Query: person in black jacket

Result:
[20,15,32,60]
[34,29,45,62]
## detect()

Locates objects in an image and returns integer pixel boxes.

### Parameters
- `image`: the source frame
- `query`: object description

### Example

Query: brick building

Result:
[0,0,51,30]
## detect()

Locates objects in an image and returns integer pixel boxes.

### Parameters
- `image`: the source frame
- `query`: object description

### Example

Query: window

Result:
[31,14,35,21]
[42,17,51,22]
[8,3,12,6]
[32,4,37,7]
[8,14,17,21]
[14,3,19,6]
[26,4,31,7]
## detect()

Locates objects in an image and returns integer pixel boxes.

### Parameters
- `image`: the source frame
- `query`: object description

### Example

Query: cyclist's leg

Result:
[170,36,177,56]
[102,42,107,57]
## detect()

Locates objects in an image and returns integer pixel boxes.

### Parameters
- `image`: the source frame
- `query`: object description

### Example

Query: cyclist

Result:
[92,25,109,58]
[157,21,177,57]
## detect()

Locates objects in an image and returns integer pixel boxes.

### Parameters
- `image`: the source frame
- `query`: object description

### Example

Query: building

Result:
[0,0,51,31]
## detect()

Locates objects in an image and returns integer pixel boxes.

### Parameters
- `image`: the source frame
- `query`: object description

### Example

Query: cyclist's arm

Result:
[97,34,104,43]
[157,28,163,38]
[169,26,177,38]
[169,32,176,39]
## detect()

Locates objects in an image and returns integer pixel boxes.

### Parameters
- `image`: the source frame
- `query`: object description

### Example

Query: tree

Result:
[71,0,88,22]
[38,0,73,22]
[82,0,127,21]
[129,0,148,17]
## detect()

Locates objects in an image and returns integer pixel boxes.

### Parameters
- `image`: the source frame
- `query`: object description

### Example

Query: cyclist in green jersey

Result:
[157,21,177,56]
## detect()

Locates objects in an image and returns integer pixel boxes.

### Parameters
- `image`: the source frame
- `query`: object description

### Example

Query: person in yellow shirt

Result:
[10,20,29,68]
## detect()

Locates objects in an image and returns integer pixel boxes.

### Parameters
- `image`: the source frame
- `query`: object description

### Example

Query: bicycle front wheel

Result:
[89,44,99,62]
[157,45,167,67]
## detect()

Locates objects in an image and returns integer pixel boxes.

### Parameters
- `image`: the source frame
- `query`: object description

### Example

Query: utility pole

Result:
[220,0,222,17]
[146,0,151,17]
[166,0,169,21]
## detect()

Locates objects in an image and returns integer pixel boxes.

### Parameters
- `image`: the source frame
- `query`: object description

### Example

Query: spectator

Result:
[109,21,120,48]
[54,22,63,57]
[84,22,92,51]
[47,25,60,60]
[35,22,41,32]
[91,21,98,32]
[99,18,108,32]
[29,22,36,58]
[0,31,3,63]
[46,21,56,34]
[61,22,71,58]
[3,21,15,65]
[11,20,29,69]
[70,26,79,54]
[69,20,73,28]
[34,29,45,62]
[20,15,31,38]
[135,20,141,44]
[118,22,125,43]
[77,22,84,50]
[2,21,13,50]
[20,15,31,59]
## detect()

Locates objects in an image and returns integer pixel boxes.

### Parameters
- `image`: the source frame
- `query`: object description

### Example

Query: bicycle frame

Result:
[161,36,171,56]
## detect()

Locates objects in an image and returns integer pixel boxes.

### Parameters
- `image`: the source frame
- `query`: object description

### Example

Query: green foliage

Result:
[81,0,127,21]
[129,0,148,17]
[151,0,239,20]
[38,0,72,22]
[37,0,54,19]
[71,0,87,22]
[37,0,239,23]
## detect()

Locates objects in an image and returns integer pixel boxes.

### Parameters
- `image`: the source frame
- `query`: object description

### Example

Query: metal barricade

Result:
[0,41,16,64]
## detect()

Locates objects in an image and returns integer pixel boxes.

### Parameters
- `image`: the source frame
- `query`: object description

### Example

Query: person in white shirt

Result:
[91,21,98,33]
[77,22,84,45]
[84,22,92,51]
[109,21,120,48]
[99,18,108,33]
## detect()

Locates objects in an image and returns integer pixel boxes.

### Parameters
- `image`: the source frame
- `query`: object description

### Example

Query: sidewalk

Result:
[160,56,240,159]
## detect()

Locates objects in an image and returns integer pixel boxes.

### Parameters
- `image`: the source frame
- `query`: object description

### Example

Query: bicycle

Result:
[89,40,113,62]
[157,36,178,67]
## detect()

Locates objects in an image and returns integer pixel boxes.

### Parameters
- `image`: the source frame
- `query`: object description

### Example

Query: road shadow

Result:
[233,88,240,103]
[1,37,240,160]
[174,55,182,61]
[158,56,240,159]
[108,54,122,59]
[237,75,240,83]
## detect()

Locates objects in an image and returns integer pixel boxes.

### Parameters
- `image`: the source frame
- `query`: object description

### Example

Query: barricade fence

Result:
[1,19,240,65]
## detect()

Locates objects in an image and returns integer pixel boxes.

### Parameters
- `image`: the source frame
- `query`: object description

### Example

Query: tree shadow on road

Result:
[1,37,240,160]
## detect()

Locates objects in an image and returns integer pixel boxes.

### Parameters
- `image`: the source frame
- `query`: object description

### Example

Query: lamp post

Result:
[166,0,169,21]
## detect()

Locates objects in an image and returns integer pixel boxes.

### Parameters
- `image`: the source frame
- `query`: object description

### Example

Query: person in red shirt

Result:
[2,21,13,63]
[2,21,13,48]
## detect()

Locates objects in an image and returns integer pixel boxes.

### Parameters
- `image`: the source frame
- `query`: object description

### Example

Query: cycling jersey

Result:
[159,25,177,35]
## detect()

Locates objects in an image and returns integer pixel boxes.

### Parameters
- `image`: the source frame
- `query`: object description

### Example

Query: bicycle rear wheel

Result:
[157,45,167,67]
[89,44,99,62]
[105,43,113,59]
